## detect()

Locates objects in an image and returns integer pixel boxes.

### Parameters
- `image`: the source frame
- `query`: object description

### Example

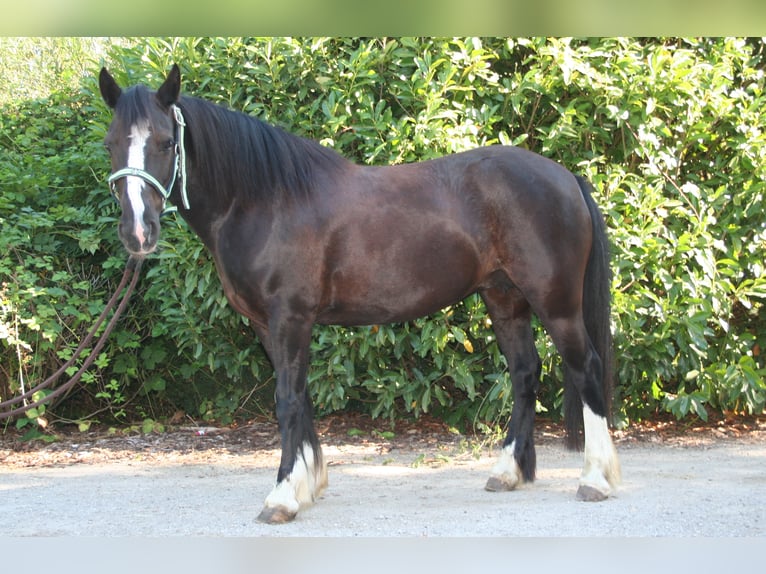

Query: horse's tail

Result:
[564,176,614,450]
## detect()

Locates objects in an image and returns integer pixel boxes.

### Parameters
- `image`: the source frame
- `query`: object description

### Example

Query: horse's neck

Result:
[176,177,233,247]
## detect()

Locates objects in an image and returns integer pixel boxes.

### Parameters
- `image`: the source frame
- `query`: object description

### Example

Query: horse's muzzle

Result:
[119,217,159,257]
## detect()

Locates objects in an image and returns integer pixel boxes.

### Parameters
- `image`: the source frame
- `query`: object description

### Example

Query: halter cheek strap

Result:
[107,104,190,216]
[172,104,190,210]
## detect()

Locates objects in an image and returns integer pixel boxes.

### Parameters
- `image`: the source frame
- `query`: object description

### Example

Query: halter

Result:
[108,104,190,215]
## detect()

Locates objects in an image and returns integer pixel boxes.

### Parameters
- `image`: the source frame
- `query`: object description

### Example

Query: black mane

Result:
[178,95,349,205]
[119,85,349,205]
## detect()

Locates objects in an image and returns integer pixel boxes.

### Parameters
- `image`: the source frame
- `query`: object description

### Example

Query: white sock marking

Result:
[581,405,621,494]
[127,121,151,246]
[263,443,328,514]
[488,440,522,489]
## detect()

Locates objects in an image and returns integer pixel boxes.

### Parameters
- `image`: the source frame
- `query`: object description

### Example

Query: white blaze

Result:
[126,121,151,246]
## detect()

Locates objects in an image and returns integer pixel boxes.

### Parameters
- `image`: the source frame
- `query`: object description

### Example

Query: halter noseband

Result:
[108,104,190,216]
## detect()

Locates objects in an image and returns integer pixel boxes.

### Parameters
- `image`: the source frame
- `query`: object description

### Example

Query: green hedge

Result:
[1,37,764,435]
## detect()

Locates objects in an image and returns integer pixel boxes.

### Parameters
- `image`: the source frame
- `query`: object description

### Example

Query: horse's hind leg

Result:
[544,315,620,501]
[480,283,542,492]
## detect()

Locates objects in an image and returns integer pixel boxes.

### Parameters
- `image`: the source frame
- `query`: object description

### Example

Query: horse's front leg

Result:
[256,317,327,524]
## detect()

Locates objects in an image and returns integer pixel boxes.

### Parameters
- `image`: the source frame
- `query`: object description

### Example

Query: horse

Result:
[99,64,620,524]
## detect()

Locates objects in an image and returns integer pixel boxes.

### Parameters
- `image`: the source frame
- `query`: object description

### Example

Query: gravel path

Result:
[1,417,764,536]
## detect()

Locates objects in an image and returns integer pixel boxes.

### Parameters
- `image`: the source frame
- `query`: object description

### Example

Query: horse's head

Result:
[99,65,186,257]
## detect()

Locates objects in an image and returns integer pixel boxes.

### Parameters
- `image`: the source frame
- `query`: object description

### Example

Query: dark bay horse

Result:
[99,65,620,523]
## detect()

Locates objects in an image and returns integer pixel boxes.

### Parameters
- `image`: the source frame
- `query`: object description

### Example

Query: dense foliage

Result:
[1,37,764,436]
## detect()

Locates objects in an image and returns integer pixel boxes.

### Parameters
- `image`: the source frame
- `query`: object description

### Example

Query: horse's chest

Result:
[212,220,323,323]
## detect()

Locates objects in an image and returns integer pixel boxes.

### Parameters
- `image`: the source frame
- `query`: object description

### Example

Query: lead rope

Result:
[0,257,144,421]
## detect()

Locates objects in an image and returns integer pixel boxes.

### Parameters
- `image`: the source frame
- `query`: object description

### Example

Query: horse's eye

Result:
[104,142,113,154]
[162,138,176,152]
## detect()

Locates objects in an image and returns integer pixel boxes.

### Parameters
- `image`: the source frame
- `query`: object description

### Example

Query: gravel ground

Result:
[1,414,764,537]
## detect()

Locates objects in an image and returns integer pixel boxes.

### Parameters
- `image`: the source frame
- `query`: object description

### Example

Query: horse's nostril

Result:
[144,221,159,247]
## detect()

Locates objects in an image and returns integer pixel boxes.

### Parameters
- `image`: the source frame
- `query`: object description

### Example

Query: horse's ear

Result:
[157,64,181,108]
[99,67,121,109]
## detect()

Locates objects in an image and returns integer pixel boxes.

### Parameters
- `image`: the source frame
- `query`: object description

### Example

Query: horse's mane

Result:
[118,85,348,205]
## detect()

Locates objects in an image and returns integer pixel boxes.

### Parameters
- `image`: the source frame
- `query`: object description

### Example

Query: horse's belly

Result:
[316,284,471,326]
[316,228,482,326]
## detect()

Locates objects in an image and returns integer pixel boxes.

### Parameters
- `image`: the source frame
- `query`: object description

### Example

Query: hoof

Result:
[257,505,297,524]
[486,442,523,492]
[485,475,518,492]
[576,484,608,502]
